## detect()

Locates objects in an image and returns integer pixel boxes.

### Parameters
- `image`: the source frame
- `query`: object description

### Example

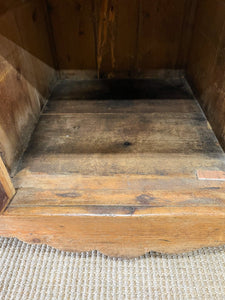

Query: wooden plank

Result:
[0,157,15,213]
[24,113,222,155]
[50,78,193,100]
[44,99,199,114]
[1,210,225,257]
[137,0,187,69]
[95,0,139,76]
[10,183,225,208]
[47,0,195,74]
[13,171,225,191]
[18,153,225,176]
[0,0,56,170]
[5,206,225,218]
[46,0,96,70]
[176,0,198,67]
[0,0,30,16]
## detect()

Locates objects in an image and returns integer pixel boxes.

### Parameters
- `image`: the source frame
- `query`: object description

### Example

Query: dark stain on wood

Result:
[136,194,156,205]
[86,206,138,216]
[50,78,193,100]
[123,141,132,147]
[32,238,41,243]
[32,9,37,22]
[201,187,220,190]
[56,192,81,198]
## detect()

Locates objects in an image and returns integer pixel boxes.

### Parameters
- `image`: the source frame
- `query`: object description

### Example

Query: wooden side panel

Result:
[187,0,225,149]
[0,0,56,171]
[47,0,196,75]
[0,157,15,213]
[0,0,30,16]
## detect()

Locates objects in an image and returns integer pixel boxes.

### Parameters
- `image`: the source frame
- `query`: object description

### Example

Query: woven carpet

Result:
[1,237,225,299]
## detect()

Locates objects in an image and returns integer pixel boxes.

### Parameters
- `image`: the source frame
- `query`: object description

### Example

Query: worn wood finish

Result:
[21,113,221,155]
[46,0,96,70]
[50,78,193,100]
[0,157,15,213]
[187,0,225,150]
[0,0,56,171]
[11,175,225,208]
[1,209,225,257]
[0,79,223,256]
[16,153,225,176]
[46,0,197,76]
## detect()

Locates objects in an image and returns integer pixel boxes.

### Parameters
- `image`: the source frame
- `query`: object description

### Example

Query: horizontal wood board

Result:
[8,79,225,215]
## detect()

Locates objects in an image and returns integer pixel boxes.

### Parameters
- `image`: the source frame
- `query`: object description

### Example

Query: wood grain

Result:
[0,0,56,170]
[0,157,15,213]
[46,0,197,75]
[1,209,225,257]
[0,0,31,16]
[50,78,193,100]
[22,112,221,155]
[187,0,225,150]
[46,0,96,70]
[5,91,224,257]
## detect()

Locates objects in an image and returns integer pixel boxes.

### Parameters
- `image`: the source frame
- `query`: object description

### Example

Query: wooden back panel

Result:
[47,0,197,76]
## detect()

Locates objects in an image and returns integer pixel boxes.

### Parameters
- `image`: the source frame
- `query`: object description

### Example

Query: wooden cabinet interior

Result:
[0,0,225,257]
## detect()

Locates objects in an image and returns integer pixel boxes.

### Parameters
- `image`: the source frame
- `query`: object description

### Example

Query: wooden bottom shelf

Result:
[1,79,225,257]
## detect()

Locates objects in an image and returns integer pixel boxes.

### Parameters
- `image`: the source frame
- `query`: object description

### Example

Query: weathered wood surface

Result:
[45,99,198,114]
[0,157,15,213]
[18,96,222,156]
[0,0,56,171]
[1,77,225,256]
[20,117,219,155]
[46,0,197,76]
[10,175,225,209]
[187,0,225,150]
[50,78,193,100]
[1,209,225,257]
[16,153,225,176]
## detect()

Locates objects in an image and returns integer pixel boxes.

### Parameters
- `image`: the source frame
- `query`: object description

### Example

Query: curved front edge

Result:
[0,210,225,258]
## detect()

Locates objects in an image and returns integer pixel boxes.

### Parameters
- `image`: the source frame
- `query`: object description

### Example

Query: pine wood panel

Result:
[0,0,31,16]
[44,99,199,114]
[187,0,225,150]
[11,176,225,208]
[0,0,56,170]
[1,78,225,256]
[1,210,225,257]
[46,0,197,75]
[12,95,225,212]
[46,0,96,70]
[21,112,221,155]
[0,157,15,213]
[17,153,225,176]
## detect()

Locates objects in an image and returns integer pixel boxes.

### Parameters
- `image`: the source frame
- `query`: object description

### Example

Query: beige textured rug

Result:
[0,237,225,299]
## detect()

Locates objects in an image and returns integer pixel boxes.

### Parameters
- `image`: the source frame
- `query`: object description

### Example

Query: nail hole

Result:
[124,141,132,147]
